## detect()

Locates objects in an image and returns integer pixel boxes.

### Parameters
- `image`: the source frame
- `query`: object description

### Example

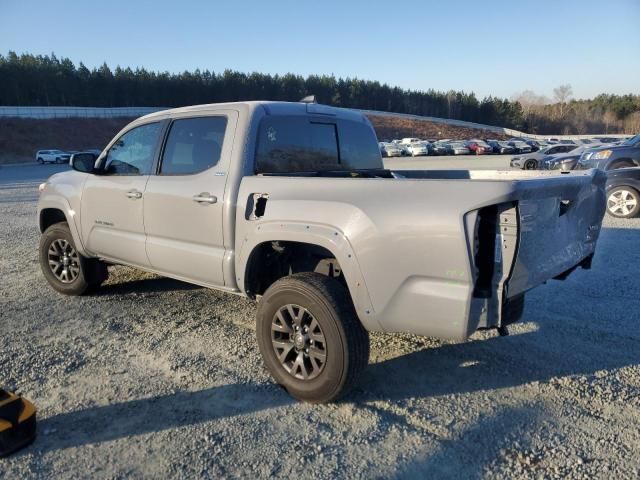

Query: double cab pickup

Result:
[38,100,606,402]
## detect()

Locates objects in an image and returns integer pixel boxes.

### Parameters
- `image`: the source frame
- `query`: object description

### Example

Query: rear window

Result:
[255,116,382,174]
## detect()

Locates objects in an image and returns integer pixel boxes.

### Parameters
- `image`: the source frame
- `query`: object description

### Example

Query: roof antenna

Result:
[300,95,317,104]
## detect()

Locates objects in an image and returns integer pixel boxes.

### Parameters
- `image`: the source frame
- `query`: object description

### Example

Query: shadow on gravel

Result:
[33,384,292,454]
[393,405,543,479]
[357,326,635,404]
[96,277,202,296]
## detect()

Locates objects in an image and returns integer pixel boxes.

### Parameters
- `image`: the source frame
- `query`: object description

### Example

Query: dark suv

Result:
[577,134,640,170]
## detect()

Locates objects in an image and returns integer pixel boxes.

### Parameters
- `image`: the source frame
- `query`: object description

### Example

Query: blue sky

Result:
[1,0,638,100]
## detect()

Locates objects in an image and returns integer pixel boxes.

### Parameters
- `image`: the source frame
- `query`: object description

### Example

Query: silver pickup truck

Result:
[37,100,606,402]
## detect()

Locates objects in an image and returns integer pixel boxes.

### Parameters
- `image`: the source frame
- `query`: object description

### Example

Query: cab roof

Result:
[137,101,366,123]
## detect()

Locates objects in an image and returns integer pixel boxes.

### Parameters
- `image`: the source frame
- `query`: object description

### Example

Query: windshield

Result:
[622,134,640,146]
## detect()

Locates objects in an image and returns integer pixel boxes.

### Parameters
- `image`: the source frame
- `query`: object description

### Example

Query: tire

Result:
[524,159,537,170]
[606,187,640,219]
[39,222,108,295]
[256,272,370,403]
[37,157,43,164]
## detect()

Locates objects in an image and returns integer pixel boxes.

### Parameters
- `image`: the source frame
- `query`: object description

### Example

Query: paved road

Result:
[0,163,70,185]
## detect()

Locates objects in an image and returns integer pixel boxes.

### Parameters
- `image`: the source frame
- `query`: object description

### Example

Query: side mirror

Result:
[70,153,97,173]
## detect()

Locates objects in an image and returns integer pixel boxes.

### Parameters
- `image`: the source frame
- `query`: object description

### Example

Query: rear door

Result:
[143,112,238,286]
[80,122,163,267]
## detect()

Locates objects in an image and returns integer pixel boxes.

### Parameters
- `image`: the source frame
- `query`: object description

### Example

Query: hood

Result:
[590,143,632,153]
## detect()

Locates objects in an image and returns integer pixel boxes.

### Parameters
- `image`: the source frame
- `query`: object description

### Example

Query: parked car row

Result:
[510,134,639,173]
[508,134,640,218]
[380,135,634,159]
[379,138,523,157]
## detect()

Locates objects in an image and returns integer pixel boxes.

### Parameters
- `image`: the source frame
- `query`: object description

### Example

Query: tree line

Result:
[1,52,638,134]
[512,86,640,135]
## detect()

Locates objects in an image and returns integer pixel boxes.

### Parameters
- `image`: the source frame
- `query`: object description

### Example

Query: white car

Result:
[400,137,422,145]
[406,143,429,156]
[36,150,71,164]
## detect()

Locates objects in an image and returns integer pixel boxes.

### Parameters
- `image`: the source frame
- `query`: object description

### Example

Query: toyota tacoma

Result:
[38,100,607,402]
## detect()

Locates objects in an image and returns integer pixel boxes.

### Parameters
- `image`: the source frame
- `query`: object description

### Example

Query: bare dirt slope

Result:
[368,115,509,142]
[0,117,134,164]
[0,115,508,164]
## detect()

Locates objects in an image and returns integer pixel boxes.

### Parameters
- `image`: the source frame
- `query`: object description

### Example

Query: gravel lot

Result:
[1,162,639,479]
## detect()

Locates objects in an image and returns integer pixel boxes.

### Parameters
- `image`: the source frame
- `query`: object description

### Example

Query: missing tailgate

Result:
[472,205,498,298]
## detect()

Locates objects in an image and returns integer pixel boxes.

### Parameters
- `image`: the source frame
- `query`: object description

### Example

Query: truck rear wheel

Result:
[256,272,369,403]
[39,222,108,295]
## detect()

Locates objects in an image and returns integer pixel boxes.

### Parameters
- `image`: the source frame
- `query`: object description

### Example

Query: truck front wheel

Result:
[256,272,369,403]
[39,222,108,295]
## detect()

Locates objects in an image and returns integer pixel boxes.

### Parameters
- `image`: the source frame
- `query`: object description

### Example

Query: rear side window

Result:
[255,116,381,174]
[160,117,227,175]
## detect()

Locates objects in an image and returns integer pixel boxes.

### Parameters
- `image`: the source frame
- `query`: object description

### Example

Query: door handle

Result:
[126,190,143,199]
[193,192,217,204]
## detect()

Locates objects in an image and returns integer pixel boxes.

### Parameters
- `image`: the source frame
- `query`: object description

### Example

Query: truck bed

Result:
[236,168,607,340]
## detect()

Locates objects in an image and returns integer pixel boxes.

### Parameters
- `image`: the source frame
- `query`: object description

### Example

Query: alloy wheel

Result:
[607,190,638,217]
[47,239,80,283]
[271,304,327,380]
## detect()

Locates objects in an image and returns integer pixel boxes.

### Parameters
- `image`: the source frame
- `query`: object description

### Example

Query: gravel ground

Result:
[1,167,639,479]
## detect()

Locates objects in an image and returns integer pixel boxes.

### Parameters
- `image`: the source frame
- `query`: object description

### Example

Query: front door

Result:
[80,122,163,267]
[143,112,237,286]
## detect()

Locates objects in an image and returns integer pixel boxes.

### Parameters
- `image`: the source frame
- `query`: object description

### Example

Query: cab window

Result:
[159,117,227,175]
[104,122,162,175]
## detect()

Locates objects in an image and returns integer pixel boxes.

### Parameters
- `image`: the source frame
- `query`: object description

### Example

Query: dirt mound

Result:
[0,117,134,164]
[367,115,509,142]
